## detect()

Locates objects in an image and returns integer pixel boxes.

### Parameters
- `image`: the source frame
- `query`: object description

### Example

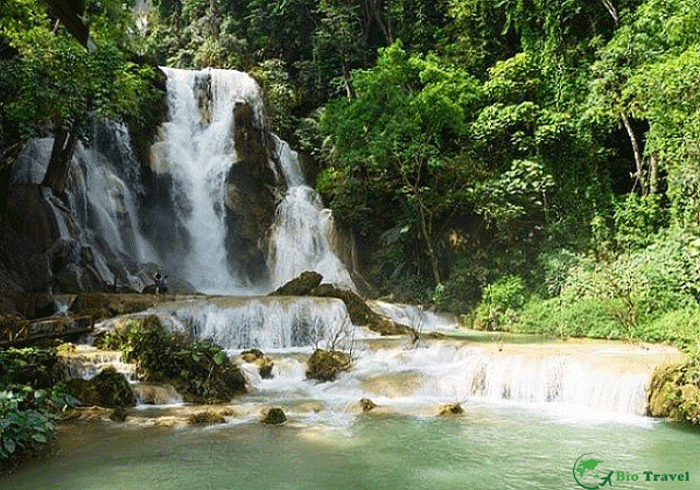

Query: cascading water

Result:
[241,340,668,417]
[157,68,353,293]
[144,296,356,350]
[10,121,158,289]
[158,67,261,294]
[268,137,355,290]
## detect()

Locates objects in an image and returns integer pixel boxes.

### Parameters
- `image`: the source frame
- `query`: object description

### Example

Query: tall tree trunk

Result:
[367,0,393,45]
[649,154,658,194]
[342,61,356,99]
[42,127,78,194]
[417,199,441,285]
[621,111,646,195]
[602,0,618,24]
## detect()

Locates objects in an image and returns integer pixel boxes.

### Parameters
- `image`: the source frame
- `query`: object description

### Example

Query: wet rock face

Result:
[194,73,212,128]
[306,349,352,382]
[269,271,322,296]
[223,101,278,285]
[0,185,61,292]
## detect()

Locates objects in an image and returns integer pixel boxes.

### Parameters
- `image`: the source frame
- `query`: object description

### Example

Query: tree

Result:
[320,42,481,286]
[0,0,159,194]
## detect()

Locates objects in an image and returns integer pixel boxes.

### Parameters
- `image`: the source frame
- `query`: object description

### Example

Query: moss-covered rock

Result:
[260,406,286,424]
[648,359,700,424]
[188,410,227,425]
[270,271,323,296]
[359,398,377,412]
[438,402,464,416]
[240,348,274,378]
[311,284,416,338]
[65,366,136,408]
[306,349,351,382]
[103,315,246,403]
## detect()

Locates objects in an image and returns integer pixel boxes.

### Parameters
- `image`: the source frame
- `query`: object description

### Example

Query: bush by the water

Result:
[471,229,700,354]
[306,349,351,382]
[100,316,246,403]
[0,347,78,471]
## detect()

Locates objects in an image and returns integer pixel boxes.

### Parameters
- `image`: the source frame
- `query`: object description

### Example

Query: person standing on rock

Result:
[153,270,168,294]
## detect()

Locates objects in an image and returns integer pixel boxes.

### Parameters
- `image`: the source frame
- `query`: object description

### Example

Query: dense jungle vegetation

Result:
[4,0,700,352]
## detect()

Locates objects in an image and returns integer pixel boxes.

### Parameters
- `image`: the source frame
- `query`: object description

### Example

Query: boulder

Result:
[306,349,351,382]
[359,398,377,412]
[188,410,226,425]
[110,406,128,422]
[65,366,136,408]
[240,349,274,379]
[647,361,700,424]
[260,406,287,425]
[311,283,416,338]
[269,271,323,297]
[438,402,464,416]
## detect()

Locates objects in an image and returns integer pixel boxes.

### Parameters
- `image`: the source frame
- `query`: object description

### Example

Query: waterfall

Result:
[10,124,157,290]
[146,296,356,350]
[157,68,353,293]
[158,67,262,294]
[243,342,653,416]
[268,136,355,290]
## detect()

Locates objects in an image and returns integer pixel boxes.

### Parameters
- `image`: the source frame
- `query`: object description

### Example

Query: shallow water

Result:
[3,405,700,490]
[5,336,692,490]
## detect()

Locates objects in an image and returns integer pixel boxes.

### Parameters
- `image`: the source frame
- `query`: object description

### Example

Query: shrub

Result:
[101,316,246,403]
[0,346,78,471]
[474,275,526,331]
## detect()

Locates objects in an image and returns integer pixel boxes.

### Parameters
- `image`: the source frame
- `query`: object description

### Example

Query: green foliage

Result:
[0,347,61,389]
[320,41,481,288]
[0,0,161,176]
[514,228,700,347]
[0,347,78,470]
[250,59,299,137]
[474,275,526,331]
[101,317,245,403]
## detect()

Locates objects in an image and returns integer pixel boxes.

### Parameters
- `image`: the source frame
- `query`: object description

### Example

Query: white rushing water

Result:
[268,140,355,290]
[146,296,360,350]
[10,126,157,288]
[160,68,353,293]
[242,341,655,417]
[160,67,259,294]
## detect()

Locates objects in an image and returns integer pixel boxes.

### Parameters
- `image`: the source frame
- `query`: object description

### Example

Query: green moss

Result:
[306,349,351,382]
[648,359,700,424]
[65,367,136,408]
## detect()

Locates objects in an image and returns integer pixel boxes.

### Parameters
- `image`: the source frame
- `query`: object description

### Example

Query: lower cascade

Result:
[239,340,657,416]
